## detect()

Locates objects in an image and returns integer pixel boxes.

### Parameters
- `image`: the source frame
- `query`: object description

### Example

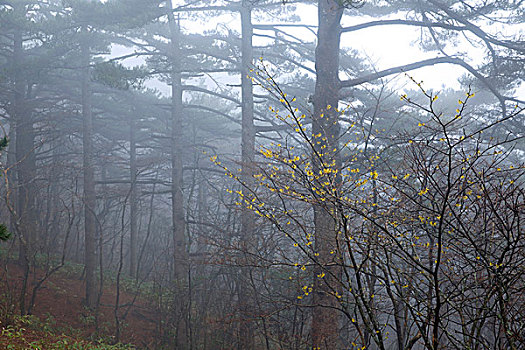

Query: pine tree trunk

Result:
[81,37,97,309]
[238,2,256,349]
[311,1,343,348]
[166,1,189,347]
[13,21,37,315]
[129,115,137,278]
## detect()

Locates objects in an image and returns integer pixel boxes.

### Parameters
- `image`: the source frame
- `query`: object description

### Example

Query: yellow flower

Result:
[418,188,429,196]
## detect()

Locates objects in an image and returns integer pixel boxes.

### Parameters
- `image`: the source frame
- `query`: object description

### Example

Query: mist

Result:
[0,0,524,349]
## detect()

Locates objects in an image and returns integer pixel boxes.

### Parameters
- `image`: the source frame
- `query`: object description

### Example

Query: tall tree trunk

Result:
[311,1,343,348]
[197,178,207,255]
[166,1,189,347]
[196,177,207,280]
[129,114,137,278]
[238,2,255,349]
[13,26,27,267]
[13,19,37,315]
[6,123,16,236]
[81,37,97,309]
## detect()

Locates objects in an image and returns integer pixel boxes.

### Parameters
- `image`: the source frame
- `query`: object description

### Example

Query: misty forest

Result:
[0,0,524,349]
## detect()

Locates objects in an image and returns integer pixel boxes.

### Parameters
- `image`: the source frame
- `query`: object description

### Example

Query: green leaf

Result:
[0,224,11,241]
[92,62,146,91]
[0,136,8,152]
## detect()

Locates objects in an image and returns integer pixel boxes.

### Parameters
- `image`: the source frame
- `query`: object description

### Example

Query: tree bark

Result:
[166,1,189,347]
[81,37,97,309]
[311,1,343,349]
[13,15,37,315]
[129,114,137,278]
[238,2,256,349]
[238,1,255,350]
[6,123,16,237]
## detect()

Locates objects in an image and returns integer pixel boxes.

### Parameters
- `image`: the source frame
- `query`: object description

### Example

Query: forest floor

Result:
[0,261,160,349]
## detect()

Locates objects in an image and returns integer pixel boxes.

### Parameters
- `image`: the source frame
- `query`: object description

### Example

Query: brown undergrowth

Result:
[0,262,159,349]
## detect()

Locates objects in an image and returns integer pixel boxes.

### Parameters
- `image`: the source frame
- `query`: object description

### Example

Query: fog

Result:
[0,0,524,349]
